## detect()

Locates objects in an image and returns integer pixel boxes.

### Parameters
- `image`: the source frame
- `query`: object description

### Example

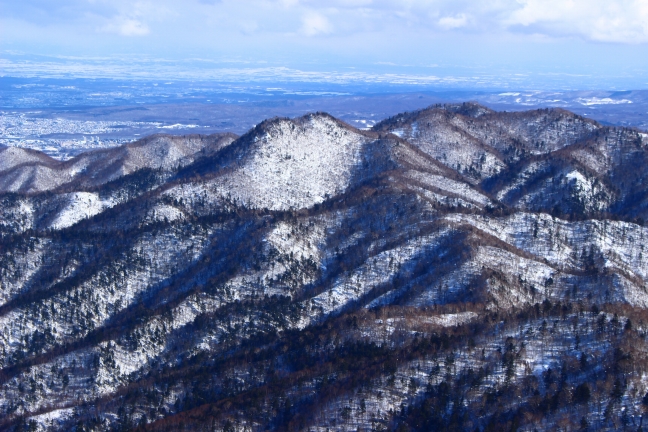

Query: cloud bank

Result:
[1,0,647,87]
[101,17,150,36]
[505,0,648,43]
[2,0,647,43]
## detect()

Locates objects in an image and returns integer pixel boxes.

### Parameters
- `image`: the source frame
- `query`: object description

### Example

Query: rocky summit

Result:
[1,103,648,431]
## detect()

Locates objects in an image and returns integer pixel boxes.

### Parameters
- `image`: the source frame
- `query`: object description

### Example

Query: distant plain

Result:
[2,77,647,159]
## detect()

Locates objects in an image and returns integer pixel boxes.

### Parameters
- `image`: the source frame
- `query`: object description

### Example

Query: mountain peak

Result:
[170,112,374,211]
[441,101,495,118]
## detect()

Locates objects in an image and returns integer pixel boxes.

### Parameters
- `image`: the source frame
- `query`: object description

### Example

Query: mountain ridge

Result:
[1,104,648,431]
[0,133,238,195]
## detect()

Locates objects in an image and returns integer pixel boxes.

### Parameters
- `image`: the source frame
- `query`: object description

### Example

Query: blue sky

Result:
[2,0,648,89]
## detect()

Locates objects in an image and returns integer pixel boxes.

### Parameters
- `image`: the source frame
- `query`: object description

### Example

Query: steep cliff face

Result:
[1,106,648,431]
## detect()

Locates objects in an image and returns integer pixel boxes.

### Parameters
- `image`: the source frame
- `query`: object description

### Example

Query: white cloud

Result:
[239,20,259,35]
[93,1,171,37]
[295,0,648,43]
[437,13,468,30]
[503,0,648,43]
[300,11,332,36]
[101,16,150,36]
[4,0,648,44]
[321,0,373,5]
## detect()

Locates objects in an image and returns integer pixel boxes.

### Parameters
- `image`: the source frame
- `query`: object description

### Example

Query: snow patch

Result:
[425,312,478,327]
[577,97,632,106]
[49,192,116,229]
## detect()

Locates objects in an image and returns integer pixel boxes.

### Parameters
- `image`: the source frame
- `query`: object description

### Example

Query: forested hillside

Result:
[1,104,648,431]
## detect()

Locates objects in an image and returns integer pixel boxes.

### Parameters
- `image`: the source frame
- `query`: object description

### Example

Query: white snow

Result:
[158,124,200,129]
[577,97,632,105]
[426,311,477,326]
[29,407,74,428]
[565,169,595,200]
[406,170,492,206]
[206,115,368,210]
[49,192,116,229]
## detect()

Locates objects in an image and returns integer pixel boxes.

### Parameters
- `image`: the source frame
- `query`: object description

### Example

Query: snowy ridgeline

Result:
[0,133,236,195]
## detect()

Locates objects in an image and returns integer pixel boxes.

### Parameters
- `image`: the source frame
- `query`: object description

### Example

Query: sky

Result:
[1,0,648,89]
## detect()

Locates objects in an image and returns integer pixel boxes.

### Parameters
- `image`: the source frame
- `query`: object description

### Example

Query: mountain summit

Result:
[1,104,648,431]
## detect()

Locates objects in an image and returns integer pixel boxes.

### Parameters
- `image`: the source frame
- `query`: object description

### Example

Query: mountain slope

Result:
[0,133,237,234]
[373,103,600,183]
[0,133,237,194]
[1,106,648,431]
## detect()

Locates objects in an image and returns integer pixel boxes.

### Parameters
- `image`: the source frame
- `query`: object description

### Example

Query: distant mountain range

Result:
[1,103,648,431]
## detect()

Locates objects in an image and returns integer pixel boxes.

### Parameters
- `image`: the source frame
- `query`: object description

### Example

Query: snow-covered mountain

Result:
[0,133,237,194]
[1,105,648,431]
